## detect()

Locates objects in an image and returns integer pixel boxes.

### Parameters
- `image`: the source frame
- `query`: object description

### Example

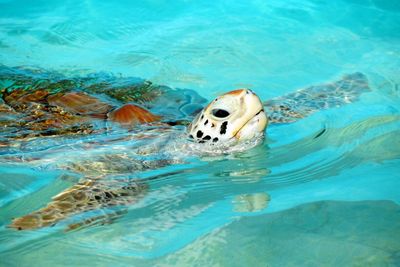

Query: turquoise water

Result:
[1,0,400,266]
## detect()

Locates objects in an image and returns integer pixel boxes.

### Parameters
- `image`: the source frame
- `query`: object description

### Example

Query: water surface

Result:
[1,0,400,266]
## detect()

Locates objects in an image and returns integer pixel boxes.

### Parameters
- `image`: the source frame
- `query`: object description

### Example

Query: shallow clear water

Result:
[1,0,400,266]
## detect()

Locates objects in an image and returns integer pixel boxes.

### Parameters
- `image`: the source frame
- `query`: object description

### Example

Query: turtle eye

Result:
[212,109,230,118]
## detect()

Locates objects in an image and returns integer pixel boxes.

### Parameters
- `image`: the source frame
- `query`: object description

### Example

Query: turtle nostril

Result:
[212,109,230,118]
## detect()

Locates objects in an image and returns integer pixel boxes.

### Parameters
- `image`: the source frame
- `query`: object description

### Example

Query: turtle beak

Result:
[234,109,268,140]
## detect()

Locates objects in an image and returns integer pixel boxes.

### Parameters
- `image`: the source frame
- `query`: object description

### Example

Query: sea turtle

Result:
[0,67,370,230]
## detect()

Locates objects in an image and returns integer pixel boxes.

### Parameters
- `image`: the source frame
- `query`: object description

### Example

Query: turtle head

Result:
[187,89,267,144]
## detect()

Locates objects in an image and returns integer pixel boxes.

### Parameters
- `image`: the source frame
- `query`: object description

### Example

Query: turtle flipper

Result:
[264,73,370,124]
[65,209,128,232]
[9,178,148,230]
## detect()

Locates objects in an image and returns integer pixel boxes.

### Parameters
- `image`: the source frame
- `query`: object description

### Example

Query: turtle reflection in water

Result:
[0,66,370,230]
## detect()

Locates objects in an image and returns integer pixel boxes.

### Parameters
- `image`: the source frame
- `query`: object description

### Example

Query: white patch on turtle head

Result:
[187,89,268,145]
